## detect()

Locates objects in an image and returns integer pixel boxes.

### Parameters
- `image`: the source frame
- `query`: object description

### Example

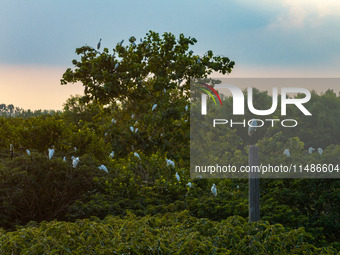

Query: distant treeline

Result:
[0,103,61,118]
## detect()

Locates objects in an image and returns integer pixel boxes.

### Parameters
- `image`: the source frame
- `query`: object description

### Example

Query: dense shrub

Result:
[0,153,101,229]
[0,211,338,254]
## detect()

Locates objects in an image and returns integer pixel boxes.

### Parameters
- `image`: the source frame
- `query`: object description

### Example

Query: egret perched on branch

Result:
[130,126,134,132]
[175,172,180,182]
[187,182,192,188]
[48,148,55,160]
[308,147,315,154]
[211,184,217,196]
[185,105,188,111]
[283,149,290,157]
[318,148,323,155]
[26,149,31,156]
[248,119,257,136]
[97,38,102,50]
[131,114,135,119]
[72,157,79,168]
[63,156,66,162]
[135,128,138,133]
[10,144,14,159]
[134,152,141,160]
[166,159,175,167]
[152,104,157,111]
[98,165,108,173]
[109,151,114,158]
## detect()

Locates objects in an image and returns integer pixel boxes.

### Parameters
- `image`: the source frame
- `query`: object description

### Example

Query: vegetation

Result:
[0,31,339,254]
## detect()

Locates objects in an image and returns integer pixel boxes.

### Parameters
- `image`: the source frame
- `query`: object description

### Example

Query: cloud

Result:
[268,0,340,29]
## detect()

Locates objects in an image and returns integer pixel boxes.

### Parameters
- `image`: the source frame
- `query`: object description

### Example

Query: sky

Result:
[1,0,340,110]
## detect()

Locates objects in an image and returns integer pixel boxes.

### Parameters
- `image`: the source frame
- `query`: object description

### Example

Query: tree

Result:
[60,31,235,106]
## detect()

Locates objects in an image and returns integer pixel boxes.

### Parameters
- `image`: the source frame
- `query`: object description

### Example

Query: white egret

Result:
[63,156,66,162]
[248,119,257,136]
[10,144,14,159]
[187,182,192,188]
[48,148,55,160]
[109,151,114,158]
[283,149,290,157]
[134,152,141,160]
[26,149,31,156]
[318,148,323,155]
[164,88,166,93]
[111,118,116,124]
[175,172,180,182]
[72,157,79,168]
[185,105,188,111]
[130,126,134,132]
[152,104,157,111]
[166,159,175,167]
[131,114,135,119]
[105,132,108,136]
[135,128,138,133]
[308,147,315,154]
[97,38,102,50]
[211,184,217,196]
[98,165,108,173]
[74,147,77,152]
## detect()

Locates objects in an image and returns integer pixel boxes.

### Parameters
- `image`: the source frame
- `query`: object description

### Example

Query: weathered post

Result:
[248,145,260,222]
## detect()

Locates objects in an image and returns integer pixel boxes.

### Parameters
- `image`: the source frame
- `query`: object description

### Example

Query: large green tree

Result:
[60,31,235,106]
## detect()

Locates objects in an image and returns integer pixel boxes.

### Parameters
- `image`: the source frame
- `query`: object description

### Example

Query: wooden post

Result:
[249,145,260,222]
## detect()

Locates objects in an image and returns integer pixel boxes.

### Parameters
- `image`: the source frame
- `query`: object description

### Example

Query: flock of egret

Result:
[283,147,323,157]
[174,171,217,196]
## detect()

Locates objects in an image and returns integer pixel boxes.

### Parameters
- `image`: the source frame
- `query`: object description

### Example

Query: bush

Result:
[0,211,338,254]
[0,153,101,229]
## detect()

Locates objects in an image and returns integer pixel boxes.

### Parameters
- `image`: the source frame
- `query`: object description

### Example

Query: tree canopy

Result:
[61,31,235,105]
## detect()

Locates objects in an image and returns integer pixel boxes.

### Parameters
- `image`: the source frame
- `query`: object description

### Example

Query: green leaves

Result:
[0,211,337,254]
[60,31,235,105]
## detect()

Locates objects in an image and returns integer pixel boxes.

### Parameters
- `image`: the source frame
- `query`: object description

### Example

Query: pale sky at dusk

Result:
[1,0,340,110]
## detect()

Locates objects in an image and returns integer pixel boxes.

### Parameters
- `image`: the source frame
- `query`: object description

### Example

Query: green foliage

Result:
[61,31,235,105]
[0,211,338,254]
[0,153,100,229]
[0,103,60,118]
